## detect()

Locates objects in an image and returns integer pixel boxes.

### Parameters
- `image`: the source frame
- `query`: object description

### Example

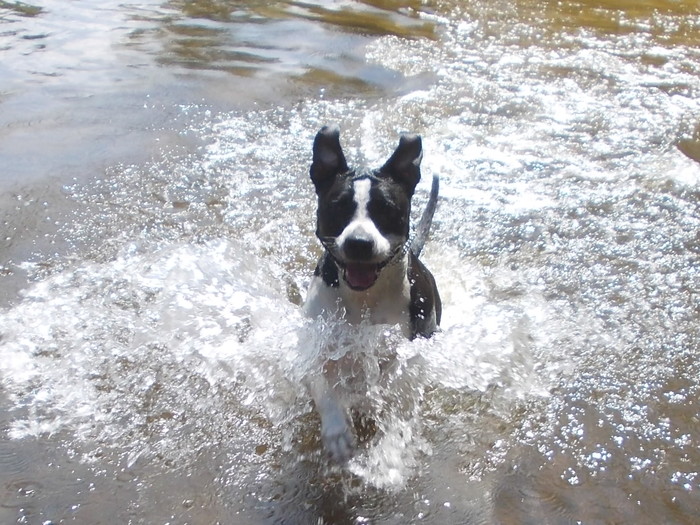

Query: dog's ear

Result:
[310,125,348,194]
[380,133,422,195]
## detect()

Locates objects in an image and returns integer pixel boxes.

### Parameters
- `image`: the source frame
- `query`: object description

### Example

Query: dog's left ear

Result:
[310,125,348,194]
[380,134,422,195]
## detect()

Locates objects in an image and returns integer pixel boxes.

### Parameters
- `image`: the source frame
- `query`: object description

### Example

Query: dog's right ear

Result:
[310,125,348,194]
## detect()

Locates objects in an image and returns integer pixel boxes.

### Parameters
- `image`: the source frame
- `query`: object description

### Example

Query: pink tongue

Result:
[345,263,377,290]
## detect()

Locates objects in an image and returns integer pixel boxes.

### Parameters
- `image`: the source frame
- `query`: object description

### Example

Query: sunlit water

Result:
[1,0,700,523]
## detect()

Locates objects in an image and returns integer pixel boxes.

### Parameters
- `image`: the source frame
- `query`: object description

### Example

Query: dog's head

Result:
[310,125,422,291]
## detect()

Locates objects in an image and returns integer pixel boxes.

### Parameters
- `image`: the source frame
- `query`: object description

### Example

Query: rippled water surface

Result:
[1,0,700,523]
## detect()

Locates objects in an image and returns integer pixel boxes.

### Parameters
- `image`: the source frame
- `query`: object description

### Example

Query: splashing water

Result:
[2,0,700,523]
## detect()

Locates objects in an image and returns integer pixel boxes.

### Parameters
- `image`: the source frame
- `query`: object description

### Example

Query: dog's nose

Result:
[344,236,374,261]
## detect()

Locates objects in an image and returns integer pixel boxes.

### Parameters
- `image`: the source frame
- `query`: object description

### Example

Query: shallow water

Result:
[1,0,700,523]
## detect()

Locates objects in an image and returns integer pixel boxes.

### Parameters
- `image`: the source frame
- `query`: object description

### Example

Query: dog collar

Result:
[316,233,408,272]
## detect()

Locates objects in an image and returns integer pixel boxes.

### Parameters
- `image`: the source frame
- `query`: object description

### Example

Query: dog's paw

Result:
[321,409,355,463]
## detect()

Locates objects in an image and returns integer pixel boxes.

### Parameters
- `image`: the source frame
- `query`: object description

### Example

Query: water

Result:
[1,0,699,523]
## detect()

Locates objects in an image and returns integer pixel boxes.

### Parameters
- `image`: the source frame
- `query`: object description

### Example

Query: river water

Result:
[1,0,699,523]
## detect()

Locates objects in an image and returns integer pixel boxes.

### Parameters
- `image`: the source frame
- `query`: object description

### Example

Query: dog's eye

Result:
[319,196,356,237]
[331,195,356,218]
[368,200,407,236]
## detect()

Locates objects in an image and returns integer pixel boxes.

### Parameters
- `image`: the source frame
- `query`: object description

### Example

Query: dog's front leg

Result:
[306,373,355,463]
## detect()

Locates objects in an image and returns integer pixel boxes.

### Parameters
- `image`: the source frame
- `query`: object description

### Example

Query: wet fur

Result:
[303,125,441,462]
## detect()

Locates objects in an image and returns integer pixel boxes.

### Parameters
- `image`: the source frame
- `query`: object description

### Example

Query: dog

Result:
[303,125,441,463]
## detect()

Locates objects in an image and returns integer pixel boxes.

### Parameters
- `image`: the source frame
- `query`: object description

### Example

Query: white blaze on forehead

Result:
[336,178,391,259]
[353,178,372,218]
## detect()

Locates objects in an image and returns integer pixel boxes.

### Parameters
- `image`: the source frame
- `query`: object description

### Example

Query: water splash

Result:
[2,0,700,521]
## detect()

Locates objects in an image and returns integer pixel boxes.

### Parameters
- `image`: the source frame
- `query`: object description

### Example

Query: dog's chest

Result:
[304,261,412,335]
[344,270,411,326]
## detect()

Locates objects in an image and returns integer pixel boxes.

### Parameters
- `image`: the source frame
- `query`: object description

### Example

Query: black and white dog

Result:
[303,125,441,462]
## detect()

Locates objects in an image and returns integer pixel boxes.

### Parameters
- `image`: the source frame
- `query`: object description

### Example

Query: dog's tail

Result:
[410,174,439,258]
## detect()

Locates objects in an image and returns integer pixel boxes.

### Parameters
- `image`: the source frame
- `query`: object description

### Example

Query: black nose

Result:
[344,236,374,261]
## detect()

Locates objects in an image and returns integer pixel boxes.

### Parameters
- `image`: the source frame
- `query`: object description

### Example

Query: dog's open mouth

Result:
[343,262,380,291]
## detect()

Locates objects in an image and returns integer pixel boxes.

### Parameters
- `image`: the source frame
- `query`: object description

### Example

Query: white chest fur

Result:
[303,257,412,337]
